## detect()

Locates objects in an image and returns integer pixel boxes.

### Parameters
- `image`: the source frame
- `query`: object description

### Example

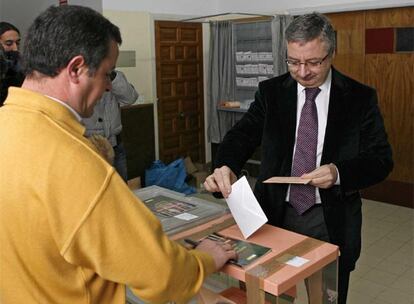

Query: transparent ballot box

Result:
[197,259,338,304]
[173,215,339,304]
[127,186,339,304]
[132,185,228,236]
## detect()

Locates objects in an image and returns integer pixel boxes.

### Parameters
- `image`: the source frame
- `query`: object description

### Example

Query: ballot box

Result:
[131,185,228,236]
[172,213,339,304]
[127,186,339,304]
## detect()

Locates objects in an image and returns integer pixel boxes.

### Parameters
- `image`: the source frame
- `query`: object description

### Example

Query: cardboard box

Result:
[127,176,141,190]
[191,171,209,189]
[184,157,211,189]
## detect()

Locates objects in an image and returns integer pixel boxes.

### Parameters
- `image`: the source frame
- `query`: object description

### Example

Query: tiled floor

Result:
[347,199,414,304]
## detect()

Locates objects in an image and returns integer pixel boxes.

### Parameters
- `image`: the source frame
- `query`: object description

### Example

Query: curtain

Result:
[271,14,294,76]
[207,15,293,144]
[207,21,240,144]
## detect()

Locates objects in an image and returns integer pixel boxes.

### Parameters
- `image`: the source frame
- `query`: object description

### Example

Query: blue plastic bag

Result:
[145,158,196,195]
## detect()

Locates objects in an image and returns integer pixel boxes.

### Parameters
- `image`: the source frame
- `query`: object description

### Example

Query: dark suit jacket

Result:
[214,68,393,272]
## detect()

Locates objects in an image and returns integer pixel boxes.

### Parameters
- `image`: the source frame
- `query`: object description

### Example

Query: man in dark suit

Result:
[204,12,393,304]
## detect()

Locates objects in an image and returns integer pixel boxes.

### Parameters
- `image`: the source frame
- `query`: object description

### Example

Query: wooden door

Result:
[155,21,205,164]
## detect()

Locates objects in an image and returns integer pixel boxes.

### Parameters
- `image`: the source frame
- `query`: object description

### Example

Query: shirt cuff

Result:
[334,165,341,185]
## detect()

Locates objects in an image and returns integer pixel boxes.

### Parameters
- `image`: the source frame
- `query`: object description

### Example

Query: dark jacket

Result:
[0,51,24,106]
[214,68,393,272]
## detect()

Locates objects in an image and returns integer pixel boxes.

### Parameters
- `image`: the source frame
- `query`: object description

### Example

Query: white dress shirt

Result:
[286,69,338,204]
[47,95,82,122]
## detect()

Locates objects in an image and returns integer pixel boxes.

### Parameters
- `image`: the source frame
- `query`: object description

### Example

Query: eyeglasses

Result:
[286,53,330,70]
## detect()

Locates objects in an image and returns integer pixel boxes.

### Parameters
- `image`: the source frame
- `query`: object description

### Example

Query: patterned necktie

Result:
[289,87,321,215]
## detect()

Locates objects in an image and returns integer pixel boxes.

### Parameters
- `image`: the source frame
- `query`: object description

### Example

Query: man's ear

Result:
[67,55,87,84]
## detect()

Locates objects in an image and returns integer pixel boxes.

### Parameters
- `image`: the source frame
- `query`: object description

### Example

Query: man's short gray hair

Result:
[285,12,336,55]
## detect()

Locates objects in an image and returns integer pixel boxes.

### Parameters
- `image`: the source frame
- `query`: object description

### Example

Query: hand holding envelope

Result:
[225,176,268,239]
[263,176,311,184]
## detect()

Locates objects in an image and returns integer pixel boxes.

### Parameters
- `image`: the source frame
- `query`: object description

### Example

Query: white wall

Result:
[70,0,102,13]
[2,0,53,37]
[0,0,4,20]
[202,24,211,162]
[103,0,220,17]
[103,10,159,159]
[217,0,413,15]
[103,10,154,102]
[1,0,102,39]
[103,0,412,16]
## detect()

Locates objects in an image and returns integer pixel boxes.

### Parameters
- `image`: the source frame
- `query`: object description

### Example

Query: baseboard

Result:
[361,180,413,208]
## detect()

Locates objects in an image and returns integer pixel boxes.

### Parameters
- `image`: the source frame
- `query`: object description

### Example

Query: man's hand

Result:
[302,163,338,189]
[195,238,237,270]
[203,166,237,198]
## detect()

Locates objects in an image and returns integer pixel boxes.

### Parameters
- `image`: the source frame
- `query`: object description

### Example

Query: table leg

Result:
[306,270,323,304]
[246,274,265,304]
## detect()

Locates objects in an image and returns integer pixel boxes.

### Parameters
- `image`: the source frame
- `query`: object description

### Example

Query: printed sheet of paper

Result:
[285,256,309,267]
[263,176,311,184]
[226,176,268,239]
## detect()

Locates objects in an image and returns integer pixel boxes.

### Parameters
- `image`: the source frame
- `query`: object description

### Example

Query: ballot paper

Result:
[225,176,268,239]
[263,176,311,184]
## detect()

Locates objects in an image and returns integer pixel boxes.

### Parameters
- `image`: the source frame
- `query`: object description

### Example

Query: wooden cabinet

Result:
[121,103,155,183]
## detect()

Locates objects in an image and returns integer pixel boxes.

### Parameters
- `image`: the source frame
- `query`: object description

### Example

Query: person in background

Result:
[83,69,138,181]
[0,44,8,101]
[0,21,24,105]
[0,21,20,52]
[0,44,6,80]
[204,12,393,304]
[0,5,236,304]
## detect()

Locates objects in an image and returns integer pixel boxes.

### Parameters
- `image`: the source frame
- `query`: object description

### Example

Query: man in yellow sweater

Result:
[0,6,236,304]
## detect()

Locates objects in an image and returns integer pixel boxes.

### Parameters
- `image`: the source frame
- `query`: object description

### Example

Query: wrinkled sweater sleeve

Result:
[62,172,216,304]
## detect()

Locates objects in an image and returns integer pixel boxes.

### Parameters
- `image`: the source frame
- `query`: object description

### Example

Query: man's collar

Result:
[46,95,82,122]
[4,87,85,136]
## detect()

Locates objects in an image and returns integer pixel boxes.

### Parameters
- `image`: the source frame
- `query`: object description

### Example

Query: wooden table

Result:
[173,214,339,304]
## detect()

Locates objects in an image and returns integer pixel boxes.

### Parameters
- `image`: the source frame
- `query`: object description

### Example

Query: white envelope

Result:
[225,176,268,239]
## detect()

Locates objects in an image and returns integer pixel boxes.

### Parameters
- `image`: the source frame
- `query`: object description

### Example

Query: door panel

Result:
[155,21,205,164]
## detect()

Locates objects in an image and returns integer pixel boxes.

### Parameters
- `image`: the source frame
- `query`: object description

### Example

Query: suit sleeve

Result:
[335,89,393,192]
[214,85,267,176]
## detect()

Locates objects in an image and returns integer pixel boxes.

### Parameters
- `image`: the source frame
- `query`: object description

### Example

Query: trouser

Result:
[282,204,350,304]
[113,142,128,182]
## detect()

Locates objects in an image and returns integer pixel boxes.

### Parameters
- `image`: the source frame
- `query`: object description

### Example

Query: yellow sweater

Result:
[0,88,215,304]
